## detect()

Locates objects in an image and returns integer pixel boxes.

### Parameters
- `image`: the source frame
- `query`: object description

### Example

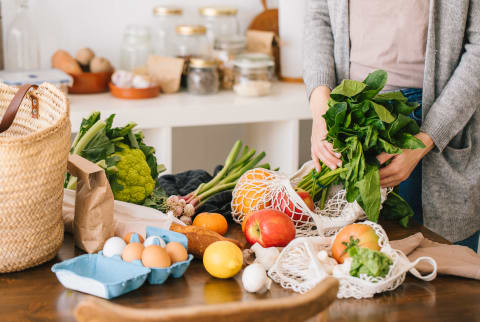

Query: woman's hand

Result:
[377,132,435,188]
[310,86,342,172]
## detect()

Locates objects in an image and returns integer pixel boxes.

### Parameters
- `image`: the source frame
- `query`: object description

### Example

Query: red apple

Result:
[272,189,314,223]
[244,209,296,247]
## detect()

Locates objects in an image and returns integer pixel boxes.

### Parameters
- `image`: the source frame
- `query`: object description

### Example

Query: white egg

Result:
[103,237,126,257]
[144,236,166,248]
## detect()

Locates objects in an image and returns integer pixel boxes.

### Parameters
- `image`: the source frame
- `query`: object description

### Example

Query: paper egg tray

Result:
[52,226,193,299]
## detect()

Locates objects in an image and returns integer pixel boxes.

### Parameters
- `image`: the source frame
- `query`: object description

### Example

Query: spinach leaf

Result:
[380,191,414,228]
[331,79,367,99]
[385,114,420,140]
[370,101,395,123]
[394,101,419,116]
[378,138,402,155]
[324,102,348,128]
[394,133,426,149]
[356,166,381,222]
[361,69,388,99]
[373,91,408,102]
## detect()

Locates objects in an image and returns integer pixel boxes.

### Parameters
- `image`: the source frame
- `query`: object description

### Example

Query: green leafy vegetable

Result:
[299,70,425,226]
[348,245,393,278]
[380,190,414,228]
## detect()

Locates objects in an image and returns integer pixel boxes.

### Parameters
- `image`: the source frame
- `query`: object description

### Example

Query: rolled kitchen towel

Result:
[391,233,480,280]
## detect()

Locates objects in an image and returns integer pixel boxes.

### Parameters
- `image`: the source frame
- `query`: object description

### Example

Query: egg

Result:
[165,242,188,263]
[112,70,134,88]
[142,245,171,268]
[123,232,145,244]
[122,242,144,262]
[103,237,126,257]
[144,236,166,248]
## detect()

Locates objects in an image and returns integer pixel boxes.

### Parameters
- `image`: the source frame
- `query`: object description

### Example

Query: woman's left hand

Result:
[377,133,435,188]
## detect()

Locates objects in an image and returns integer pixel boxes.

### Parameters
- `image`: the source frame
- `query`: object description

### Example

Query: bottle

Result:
[5,0,40,71]
[120,25,153,72]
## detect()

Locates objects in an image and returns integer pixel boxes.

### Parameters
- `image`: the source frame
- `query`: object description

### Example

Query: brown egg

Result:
[142,245,171,268]
[165,242,188,263]
[122,242,144,262]
[123,232,145,244]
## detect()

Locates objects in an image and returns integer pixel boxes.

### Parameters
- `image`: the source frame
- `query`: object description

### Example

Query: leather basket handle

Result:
[0,84,39,134]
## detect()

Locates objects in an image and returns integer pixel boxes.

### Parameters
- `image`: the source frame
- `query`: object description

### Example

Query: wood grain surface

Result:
[1,219,480,322]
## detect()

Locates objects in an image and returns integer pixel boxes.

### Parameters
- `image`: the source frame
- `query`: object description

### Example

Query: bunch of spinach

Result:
[322,70,424,225]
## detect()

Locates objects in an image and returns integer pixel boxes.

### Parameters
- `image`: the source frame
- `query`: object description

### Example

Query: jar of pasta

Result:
[213,35,246,89]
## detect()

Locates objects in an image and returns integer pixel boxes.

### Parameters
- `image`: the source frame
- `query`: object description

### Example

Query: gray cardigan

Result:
[303,0,480,242]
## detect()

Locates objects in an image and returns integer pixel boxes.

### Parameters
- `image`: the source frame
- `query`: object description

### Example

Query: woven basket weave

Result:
[0,83,70,273]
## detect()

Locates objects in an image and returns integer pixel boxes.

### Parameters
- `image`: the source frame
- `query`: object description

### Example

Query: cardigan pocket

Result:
[443,128,472,171]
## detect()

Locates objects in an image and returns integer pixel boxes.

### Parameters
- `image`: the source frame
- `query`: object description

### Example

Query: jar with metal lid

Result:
[213,35,246,89]
[152,6,183,56]
[199,7,240,45]
[120,25,153,71]
[175,24,210,58]
[187,57,219,95]
[233,53,275,97]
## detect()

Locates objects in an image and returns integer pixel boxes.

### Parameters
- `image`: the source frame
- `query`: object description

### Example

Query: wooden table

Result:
[2,220,480,322]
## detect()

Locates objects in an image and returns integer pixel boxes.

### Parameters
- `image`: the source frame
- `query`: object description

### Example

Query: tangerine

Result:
[193,212,229,235]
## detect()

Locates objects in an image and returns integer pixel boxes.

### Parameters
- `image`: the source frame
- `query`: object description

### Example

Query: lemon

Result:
[203,241,243,279]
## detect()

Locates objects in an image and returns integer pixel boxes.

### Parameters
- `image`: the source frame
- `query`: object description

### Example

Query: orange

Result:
[238,168,274,185]
[193,213,229,235]
[232,182,271,216]
[241,212,253,232]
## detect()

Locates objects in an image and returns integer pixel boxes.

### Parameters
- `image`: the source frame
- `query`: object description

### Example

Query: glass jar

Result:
[199,7,240,46]
[175,25,210,58]
[152,6,183,56]
[213,35,246,89]
[120,25,153,72]
[175,25,210,87]
[233,53,275,97]
[187,57,219,95]
[5,0,39,71]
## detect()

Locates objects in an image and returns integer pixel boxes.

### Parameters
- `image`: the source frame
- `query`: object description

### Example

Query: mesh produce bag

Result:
[268,221,437,299]
[231,162,388,237]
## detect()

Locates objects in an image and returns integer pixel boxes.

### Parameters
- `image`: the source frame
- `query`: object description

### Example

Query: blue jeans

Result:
[398,88,478,252]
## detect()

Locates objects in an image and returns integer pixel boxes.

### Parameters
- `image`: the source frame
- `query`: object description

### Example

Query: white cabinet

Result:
[69,83,311,174]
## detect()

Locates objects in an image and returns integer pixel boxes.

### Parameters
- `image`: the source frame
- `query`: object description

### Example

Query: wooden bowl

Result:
[68,71,113,94]
[109,83,160,100]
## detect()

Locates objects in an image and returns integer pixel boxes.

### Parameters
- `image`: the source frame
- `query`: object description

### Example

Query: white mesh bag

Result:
[231,162,388,237]
[268,221,437,299]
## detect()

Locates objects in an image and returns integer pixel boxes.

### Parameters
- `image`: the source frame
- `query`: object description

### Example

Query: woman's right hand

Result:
[310,86,342,172]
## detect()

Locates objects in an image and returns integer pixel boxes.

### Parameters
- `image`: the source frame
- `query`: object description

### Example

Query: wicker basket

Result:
[0,83,70,273]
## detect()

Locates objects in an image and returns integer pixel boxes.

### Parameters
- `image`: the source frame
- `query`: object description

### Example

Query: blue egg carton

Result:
[52,226,193,298]
[51,254,151,299]
[110,226,194,285]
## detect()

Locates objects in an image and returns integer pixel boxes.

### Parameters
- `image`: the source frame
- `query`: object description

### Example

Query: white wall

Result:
[2,0,278,69]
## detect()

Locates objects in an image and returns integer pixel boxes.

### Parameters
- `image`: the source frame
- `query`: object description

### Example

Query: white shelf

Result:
[69,82,310,129]
[68,82,312,174]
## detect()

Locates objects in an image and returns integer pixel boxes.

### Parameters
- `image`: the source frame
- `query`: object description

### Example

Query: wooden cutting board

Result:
[248,0,278,34]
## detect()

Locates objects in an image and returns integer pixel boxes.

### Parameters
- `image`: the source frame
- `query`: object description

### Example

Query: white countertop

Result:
[69,82,311,129]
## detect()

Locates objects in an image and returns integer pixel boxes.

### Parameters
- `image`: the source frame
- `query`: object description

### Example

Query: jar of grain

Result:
[187,57,219,95]
[233,53,275,97]
[213,35,246,89]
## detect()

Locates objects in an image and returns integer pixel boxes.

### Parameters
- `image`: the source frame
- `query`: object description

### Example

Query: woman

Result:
[304,0,480,250]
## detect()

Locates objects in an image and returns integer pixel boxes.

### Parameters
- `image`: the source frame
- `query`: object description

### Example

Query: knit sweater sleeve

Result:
[303,0,337,99]
[421,0,480,152]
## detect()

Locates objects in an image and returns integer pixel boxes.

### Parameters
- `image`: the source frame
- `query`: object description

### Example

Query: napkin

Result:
[391,233,480,280]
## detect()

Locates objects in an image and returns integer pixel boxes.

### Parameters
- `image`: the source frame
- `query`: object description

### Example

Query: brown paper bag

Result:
[246,30,280,76]
[66,155,114,253]
[147,55,185,93]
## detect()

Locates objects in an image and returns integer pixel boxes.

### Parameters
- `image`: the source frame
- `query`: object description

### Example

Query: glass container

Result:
[213,35,246,89]
[187,57,219,95]
[199,7,240,45]
[120,25,153,71]
[175,25,210,58]
[5,0,39,71]
[152,6,183,56]
[233,53,275,97]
